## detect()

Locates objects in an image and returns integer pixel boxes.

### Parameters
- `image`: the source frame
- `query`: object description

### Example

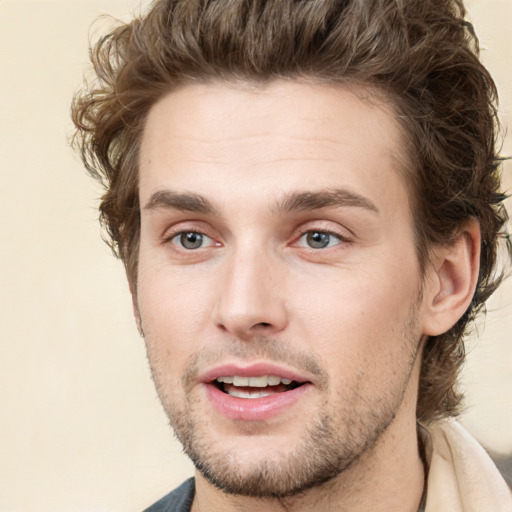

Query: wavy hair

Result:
[71,0,510,423]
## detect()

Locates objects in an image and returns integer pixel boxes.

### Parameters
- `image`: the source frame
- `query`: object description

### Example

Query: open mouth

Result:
[213,375,304,399]
[203,369,313,420]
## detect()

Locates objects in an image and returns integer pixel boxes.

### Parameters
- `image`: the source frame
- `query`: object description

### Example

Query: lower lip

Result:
[204,383,312,421]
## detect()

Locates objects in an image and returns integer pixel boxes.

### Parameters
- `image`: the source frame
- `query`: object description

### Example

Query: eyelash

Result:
[293,228,351,250]
[165,230,218,250]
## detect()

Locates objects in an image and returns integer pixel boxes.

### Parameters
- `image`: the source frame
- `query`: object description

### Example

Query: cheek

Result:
[136,262,217,376]
[292,258,421,367]
[138,254,214,321]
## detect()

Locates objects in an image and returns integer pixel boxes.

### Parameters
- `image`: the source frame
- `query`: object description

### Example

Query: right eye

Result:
[171,231,216,250]
[295,230,345,249]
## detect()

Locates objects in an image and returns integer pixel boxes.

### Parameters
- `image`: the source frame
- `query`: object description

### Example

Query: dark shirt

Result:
[143,477,427,512]
[143,478,195,512]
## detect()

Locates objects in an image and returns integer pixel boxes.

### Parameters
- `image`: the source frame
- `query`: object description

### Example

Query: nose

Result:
[213,244,289,339]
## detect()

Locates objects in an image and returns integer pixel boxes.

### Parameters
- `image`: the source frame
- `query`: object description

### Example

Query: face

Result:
[136,81,427,497]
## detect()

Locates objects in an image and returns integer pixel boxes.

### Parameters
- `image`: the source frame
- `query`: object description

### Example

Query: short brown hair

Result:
[71,0,510,423]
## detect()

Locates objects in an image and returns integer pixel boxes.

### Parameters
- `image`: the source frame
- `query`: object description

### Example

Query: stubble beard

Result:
[146,305,423,499]
[169,392,405,498]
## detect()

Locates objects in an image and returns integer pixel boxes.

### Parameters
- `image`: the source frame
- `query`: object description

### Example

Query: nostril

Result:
[256,322,271,328]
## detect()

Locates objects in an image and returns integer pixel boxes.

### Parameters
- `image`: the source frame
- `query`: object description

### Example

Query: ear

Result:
[422,218,481,336]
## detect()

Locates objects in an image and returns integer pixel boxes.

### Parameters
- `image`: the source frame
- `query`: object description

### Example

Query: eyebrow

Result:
[143,187,379,216]
[143,190,217,215]
[274,188,379,215]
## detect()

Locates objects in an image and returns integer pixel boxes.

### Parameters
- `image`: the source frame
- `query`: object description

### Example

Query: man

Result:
[71,0,512,510]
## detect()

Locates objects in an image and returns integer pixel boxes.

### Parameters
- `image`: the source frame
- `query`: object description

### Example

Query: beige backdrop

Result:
[0,1,510,510]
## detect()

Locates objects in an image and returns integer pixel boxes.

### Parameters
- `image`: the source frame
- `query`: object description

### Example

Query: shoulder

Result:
[143,478,195,512]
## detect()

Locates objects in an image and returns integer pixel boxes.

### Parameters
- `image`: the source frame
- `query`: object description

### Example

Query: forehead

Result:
[139,80,410,214]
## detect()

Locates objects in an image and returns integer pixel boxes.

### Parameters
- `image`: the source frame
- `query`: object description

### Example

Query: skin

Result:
[135,81,480,512]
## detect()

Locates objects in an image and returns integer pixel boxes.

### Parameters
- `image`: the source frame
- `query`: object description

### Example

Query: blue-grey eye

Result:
[178,232,204,249]
[299,231,341,249]
[307,232,330,248]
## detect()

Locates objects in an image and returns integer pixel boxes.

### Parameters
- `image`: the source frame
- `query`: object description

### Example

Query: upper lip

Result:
[199,361,312,384]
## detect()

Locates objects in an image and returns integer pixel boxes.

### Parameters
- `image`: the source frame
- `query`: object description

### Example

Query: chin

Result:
[169,401,394,498]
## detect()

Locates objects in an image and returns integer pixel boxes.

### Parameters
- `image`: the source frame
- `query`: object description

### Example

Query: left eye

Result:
[171,231,215,250]
[297,231,343,249]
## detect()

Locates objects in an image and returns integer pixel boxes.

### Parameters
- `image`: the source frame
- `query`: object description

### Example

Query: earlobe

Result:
[422,218,481,336]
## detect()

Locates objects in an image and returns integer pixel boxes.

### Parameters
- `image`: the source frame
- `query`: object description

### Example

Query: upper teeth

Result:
[216,375,293,387]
